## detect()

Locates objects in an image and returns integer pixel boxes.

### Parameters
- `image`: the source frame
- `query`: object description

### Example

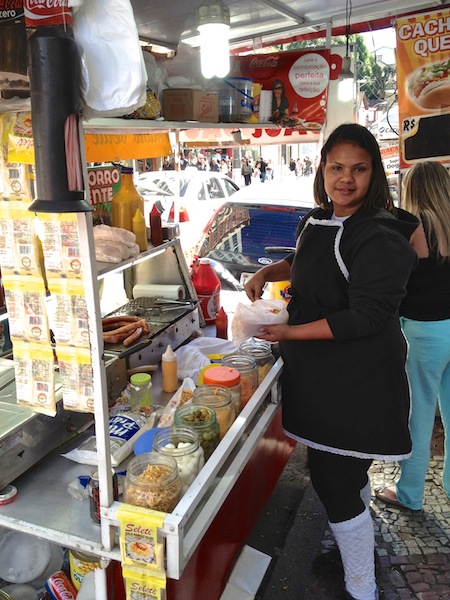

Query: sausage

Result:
[102,316,142,325]
[103,319,146,339]
[122,326,144,347]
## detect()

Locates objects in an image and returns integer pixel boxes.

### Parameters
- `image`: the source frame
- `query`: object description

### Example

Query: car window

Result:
[222,179,239,196]
[207,178,224,199]
[198,203,310,276]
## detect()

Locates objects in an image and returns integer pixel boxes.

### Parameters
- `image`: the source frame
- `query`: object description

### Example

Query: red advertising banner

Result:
[230,49,340,134]
[396,8,450,169]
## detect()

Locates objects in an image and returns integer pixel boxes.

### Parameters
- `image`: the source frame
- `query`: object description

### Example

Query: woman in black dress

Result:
[245,124,418,600]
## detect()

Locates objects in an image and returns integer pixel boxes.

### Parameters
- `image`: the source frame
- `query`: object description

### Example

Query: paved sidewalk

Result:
[306,418,450,599]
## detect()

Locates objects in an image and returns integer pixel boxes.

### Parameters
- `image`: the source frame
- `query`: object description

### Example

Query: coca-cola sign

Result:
[0,0,24,20]
[24,0,72,27]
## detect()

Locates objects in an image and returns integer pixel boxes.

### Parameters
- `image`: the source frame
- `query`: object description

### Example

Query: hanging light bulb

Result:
[338,54,354,102]
[338,0,354,103]
[197,0,230,79]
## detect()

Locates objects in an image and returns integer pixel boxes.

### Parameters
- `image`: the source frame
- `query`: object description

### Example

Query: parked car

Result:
[191,183,316,290]
[134,170,240,224]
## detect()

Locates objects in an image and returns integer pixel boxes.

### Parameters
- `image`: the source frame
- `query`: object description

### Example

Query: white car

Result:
[135,170,240,262]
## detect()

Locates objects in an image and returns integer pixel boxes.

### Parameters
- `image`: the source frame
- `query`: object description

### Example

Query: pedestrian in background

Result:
[242,158,253,186]
[245,124,418,600]
[376,161,450,511]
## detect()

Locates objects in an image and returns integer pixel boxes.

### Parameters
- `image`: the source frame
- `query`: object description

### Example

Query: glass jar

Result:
[129,372,152,415]
[192,385,234,439]
[153,427,205,494]
[123,452,181,512]
[239,339,275,384]
[222,354,258,409]
[203,366,241,417]
[173,404,220,461]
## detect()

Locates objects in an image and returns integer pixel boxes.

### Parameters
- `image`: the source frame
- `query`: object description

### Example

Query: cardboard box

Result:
[162,89,219,122]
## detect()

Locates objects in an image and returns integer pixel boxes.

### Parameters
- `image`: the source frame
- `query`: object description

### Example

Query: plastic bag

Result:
[231,299,289,344]
[157,378,196,428]
[72,0,147,118]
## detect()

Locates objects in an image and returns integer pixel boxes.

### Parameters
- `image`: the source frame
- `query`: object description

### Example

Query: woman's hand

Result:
[255,323,292,342]
[245,273,265,302]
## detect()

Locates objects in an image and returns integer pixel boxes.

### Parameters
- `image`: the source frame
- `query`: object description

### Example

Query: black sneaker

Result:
[313,547,381,580]
[341,588,384,600]
[312,548,344,579]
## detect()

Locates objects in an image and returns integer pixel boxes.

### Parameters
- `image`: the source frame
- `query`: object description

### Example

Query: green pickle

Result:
[174,404,220,460]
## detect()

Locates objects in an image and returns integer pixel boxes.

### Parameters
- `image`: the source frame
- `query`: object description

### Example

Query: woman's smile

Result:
[322,141,372,216]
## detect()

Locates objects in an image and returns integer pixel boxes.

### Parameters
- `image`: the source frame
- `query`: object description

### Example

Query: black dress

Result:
[280,207,419,460]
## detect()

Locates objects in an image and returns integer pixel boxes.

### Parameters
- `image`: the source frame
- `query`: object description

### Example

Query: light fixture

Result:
[338,0,354,102]
[197,0,230,79]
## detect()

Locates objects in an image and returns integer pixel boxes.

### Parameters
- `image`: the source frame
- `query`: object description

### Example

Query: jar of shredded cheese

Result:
[153,427,205,494]
[123,452,181,512]
[192,385,234,439]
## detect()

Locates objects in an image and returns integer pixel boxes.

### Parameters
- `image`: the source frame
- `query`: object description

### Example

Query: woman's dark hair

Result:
[272,79,285,94]
[313,123,394,214]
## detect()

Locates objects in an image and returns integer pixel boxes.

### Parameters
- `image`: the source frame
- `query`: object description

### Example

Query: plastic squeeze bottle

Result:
[192,258,221,325]
[150,203,163,247]
[215,306,228,339]
[111,165,144,233]
[132,209,148,253]
[162,345,178,393]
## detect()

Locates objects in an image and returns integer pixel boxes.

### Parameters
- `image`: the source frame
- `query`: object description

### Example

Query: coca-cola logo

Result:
[249,56,280,69]
[240,55,281,81]
[0,0,23,9]
[25,0,69,8]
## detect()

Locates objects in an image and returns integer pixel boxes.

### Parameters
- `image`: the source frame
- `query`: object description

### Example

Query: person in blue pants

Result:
[376,161,450,511]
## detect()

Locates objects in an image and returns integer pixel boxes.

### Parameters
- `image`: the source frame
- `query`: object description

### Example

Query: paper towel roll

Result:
[259,90,273,122]
[132,284,186,300]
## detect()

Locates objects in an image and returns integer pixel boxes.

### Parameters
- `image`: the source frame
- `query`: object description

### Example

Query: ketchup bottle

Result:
[192,258,221,325]
[150,203,163,247]
[215,307,228,339]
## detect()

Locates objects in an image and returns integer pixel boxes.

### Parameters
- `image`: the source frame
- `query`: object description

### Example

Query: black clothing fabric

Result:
[400,219,450,321]
[308,448,372,522]
[280,207,419,459]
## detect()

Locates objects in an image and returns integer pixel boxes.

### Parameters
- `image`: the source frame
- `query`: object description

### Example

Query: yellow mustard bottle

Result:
[132,209,148,252]
[162,344,178,393]
[111,165,144,233]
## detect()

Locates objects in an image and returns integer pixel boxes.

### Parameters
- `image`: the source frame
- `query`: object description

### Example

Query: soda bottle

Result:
[192,258,221,325]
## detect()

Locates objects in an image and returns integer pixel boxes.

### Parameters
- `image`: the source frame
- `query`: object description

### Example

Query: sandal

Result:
[375,486,421,511]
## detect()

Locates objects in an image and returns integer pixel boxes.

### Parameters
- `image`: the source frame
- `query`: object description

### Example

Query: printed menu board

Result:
[396,7,450,169]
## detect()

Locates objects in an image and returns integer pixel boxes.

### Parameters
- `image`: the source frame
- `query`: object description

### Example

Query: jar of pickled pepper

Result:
[173,404,220,461]
[192,385,234,439]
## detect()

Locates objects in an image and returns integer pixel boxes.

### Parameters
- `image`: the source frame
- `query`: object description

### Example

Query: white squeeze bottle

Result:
[162,345,179,393]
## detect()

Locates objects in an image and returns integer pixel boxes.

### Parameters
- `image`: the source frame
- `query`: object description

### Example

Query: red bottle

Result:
[150,203,163,246]
[192,258,221,325]
[215,307,228,339]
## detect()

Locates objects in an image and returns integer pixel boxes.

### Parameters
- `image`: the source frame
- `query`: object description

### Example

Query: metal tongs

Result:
[134,297,193,316]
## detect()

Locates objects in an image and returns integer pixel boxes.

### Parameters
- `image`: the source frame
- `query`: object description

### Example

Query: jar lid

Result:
[130,373,151,386]
[204,366,240,387]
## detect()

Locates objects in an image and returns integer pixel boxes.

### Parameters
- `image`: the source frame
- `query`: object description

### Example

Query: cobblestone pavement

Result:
[305,419,450,600]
